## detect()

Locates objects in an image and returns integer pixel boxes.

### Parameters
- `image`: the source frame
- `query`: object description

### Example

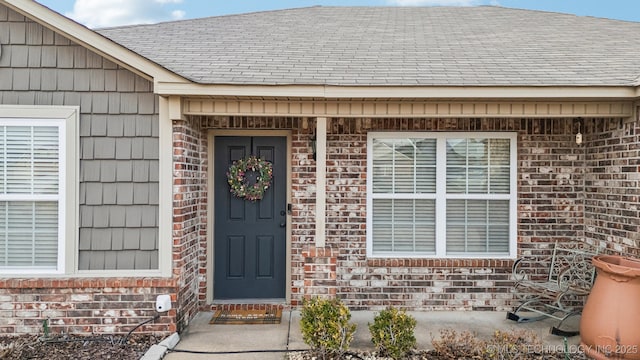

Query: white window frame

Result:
[366,131,517,259]
[0,106,78,275]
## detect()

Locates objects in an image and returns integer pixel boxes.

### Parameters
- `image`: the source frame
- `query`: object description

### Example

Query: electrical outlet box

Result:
[156,294,172,312]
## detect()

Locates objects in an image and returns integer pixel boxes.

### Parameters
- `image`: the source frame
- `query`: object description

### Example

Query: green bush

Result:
[299,297,356,359]
[368,307,417,359]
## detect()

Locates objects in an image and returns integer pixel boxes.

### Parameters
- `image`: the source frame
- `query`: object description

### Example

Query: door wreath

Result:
[226,156,273,201]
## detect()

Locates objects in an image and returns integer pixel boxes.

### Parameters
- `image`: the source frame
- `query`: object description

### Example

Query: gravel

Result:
[0,334,162,360]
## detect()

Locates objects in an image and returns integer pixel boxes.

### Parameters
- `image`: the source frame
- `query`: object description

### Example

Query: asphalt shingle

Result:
[98,6,640,87]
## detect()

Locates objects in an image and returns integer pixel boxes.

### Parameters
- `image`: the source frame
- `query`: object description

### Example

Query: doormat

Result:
[209,308,282,325]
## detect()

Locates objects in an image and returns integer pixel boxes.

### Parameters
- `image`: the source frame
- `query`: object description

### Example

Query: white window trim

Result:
[366,131,518,259]
[0,106,78,275]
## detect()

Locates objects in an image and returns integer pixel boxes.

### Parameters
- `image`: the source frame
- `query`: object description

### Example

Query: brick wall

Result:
[0,278,176,335]
[197,116,590,311]
[310,118,587,311]
[584,115,640,257]
[172,116,208,331]
[291,120,318,305]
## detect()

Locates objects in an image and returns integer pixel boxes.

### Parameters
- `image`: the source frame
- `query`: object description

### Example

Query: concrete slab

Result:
[291,310,580,352]
[163,311,293,360]
[409,311,581,349]
[163,310,582,359]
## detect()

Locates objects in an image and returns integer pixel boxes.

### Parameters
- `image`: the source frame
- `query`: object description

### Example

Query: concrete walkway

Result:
[162,310,581,359]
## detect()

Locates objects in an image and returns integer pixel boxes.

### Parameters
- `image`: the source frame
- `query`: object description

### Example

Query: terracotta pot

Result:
[580,255,640,360]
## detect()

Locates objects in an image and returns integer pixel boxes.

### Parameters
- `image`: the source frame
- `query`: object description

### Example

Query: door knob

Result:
[279,222,286,228]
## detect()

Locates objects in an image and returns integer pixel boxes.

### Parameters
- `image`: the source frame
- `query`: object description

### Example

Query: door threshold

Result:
[212,298,286,305]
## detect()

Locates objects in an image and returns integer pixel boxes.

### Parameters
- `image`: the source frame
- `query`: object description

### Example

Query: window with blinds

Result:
[367,132,517,258]
[0,121,64,270]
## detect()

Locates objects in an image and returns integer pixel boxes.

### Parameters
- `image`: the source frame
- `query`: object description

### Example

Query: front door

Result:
[214,136,287,299]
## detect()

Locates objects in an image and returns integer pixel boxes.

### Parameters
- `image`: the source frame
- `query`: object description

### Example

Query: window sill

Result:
[0,269,171,279]
[0,276,177,289]
[366,257,515,268]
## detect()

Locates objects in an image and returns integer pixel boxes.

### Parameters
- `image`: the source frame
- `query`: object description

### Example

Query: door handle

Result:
[279,221,286,228]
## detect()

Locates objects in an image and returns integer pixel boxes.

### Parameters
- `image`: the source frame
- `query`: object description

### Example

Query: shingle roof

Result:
[97,6,640,87]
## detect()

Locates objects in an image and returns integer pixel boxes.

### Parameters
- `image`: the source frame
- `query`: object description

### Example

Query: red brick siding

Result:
[172,117,208,331]
[292,122,321,305]
[196,116,590,311]
[584,115,640,257]
[0,278,176,335]
[516,118,588,287]
[316,118,586,310]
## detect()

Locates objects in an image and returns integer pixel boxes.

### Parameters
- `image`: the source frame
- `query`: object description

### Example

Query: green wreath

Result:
[226,156,273,201]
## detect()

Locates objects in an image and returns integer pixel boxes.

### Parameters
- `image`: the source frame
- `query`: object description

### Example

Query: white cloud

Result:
[171,10,186,19]
[67,0,186,28]
[389,0,484,5]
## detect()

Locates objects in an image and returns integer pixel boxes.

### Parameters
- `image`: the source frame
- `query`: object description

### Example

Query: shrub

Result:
[431,329,484,359]
[484,329,542,360]
[299,297,356,359]
[431,328,543,360]
[368,307,417,359]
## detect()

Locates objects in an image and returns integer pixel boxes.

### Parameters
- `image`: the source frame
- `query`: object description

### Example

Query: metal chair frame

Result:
[506,240,600,336]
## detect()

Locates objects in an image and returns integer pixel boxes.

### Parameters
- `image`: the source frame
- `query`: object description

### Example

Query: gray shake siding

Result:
[0,4,159,270]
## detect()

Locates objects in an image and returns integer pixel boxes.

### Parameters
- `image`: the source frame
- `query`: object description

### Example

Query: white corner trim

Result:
[168,96,184,120]
[315,117,327,248]
[158,97,174,277]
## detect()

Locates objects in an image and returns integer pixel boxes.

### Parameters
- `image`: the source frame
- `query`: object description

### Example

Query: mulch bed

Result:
[0,334,161,360]
[0,334,590,359]
[287,349,590,359]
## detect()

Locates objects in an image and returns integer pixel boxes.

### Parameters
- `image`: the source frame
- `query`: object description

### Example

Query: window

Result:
[367,132,517,258]
[0,107,77,274]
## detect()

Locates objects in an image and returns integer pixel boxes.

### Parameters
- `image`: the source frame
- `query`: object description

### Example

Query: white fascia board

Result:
[156,82,639,100]
[325,85,639,100]
[2,0,186,84]
[156,83,328,98]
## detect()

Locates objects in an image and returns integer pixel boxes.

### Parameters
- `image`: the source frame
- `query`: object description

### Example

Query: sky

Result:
[36,0,640,29]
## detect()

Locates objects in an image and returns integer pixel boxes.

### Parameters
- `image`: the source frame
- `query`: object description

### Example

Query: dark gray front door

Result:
[214,136,287,299]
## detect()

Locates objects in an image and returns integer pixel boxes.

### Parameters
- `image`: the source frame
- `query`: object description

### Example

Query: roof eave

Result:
[1,0,187,84]
[156,82,640,100]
